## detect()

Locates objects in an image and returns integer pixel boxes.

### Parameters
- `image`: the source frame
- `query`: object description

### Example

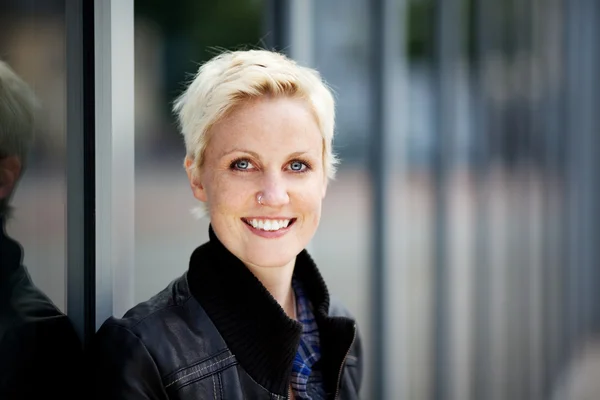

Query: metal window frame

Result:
[65,0,96,346]
[93,0,136,329]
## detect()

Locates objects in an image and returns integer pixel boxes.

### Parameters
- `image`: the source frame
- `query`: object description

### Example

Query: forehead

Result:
[208,96,323,156]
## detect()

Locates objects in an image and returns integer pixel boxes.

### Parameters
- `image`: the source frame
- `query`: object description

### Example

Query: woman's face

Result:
[186,96,327,269]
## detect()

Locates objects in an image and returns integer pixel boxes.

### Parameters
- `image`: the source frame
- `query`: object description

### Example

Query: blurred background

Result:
[1,0,599,399]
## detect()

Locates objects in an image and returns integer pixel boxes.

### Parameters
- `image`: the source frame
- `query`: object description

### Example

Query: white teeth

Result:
[248,218,291,231]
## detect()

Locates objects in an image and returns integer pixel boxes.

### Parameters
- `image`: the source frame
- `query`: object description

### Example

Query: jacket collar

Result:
[186,225,355,397]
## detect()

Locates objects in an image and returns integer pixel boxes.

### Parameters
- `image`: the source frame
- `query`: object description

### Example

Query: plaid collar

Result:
[290,279,324,399]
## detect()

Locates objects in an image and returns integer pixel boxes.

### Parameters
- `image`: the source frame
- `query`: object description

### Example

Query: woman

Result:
[93,49,363,400]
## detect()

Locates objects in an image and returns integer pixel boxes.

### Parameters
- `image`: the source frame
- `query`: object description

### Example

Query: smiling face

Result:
[186,96,327,269]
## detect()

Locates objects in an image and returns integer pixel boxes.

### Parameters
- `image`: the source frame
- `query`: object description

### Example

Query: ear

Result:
[0,156,22,201]
[184,156,208,203]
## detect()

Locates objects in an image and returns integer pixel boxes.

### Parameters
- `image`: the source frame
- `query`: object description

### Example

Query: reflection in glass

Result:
[0,49,82,400]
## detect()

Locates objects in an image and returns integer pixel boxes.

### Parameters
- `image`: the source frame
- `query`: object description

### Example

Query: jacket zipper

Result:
[334,323,357,400]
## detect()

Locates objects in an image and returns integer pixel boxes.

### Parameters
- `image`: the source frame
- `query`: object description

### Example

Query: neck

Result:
[244,258,296,319]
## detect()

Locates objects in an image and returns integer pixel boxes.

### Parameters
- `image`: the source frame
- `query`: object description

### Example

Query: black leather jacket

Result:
[0,221,83,399]
[92,226,363,399]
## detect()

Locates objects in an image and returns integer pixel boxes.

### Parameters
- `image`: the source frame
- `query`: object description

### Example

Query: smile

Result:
[241,218,296,232]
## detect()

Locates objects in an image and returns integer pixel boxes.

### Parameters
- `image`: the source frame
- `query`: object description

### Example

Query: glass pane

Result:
[0,1,67,313]
[0,1,83,398]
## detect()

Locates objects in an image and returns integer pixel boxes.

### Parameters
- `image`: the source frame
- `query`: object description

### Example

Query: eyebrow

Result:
[221,149,314,159]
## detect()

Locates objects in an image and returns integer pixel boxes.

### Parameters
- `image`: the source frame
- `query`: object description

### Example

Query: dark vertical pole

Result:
[577,0,599,340]
[556,0,572,375]
[66,0,95,347]
[563,0,583,364]
[539,0,565,395]
[263,0,290,55]
[432,0,459,398]
[513,1,534,397]
[369,0,386,398]
[66,0,85,344]
[82,0,96,347]
[561,0,600,372]
[471,0,492,397]
[592,0,600,335]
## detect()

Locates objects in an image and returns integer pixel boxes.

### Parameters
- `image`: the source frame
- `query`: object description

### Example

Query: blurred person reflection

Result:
[0,60,83,399]
[93,49,363,400]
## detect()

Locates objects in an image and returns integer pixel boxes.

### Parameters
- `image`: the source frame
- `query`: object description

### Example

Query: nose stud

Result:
[256,193,263,205]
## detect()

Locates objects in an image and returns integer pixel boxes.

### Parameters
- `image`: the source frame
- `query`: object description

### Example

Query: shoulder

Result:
[326,295,364,393]
[1,266,71,334]
[327,295,363,360]
[92,272,226,374]
[99,273,192,333]
[91,272,233,399]
[0,274,81,379]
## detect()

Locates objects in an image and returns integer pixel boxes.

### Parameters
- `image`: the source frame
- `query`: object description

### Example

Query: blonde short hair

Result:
[172,49,339,180]
[0,61,38,217]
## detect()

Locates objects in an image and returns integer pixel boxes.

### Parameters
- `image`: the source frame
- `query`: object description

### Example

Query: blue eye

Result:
[289,161,307,171]
[231,159,253,170]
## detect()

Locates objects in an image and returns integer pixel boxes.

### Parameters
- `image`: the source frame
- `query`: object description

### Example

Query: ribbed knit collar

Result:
[186,225,355,397]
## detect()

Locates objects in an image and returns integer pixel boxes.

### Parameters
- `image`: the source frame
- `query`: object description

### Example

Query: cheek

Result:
[297,181,324,221]
[207,174,252,212]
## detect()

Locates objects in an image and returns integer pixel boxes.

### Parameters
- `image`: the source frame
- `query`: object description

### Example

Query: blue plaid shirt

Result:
[290,279,326,399]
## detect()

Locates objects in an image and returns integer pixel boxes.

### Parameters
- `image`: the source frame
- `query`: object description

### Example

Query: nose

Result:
[258,172,289,207]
